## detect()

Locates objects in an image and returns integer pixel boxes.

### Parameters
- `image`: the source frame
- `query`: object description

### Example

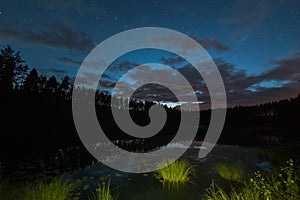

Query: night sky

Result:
[1,0,300,107]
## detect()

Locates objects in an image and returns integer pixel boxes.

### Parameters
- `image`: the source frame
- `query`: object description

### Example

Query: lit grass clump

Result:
[215,163,244,182]
[23,178,74,200]
[155,159,194,185]
[88,180,118,200]
[205,182,260,200]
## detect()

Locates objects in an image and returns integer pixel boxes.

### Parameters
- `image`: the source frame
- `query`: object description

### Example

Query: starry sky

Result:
[0,0,300,107]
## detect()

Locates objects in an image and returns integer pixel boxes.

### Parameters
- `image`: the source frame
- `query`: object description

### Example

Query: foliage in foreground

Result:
[155,159,194,186]
[205,159,300,200]
[23,178,75,200]
[0,179,9,199]
[205,181,260,200]
[215,163,244,183]
[88,180,118,200]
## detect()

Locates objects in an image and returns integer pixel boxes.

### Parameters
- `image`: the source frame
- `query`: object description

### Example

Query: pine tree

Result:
[23,68,39,94]
[0,45,24,95]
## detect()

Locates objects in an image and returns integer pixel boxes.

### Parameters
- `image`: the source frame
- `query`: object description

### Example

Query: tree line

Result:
[1,45,300,176]
[1,44,300,135]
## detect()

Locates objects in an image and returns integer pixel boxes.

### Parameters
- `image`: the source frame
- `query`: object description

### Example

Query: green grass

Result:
[205,181,260,200]
[88,180,117,200]
[0,179,9,199]
[155,159,194,185]
[205,159,300,200]
[215,163,244,182]
[23,177,74,200]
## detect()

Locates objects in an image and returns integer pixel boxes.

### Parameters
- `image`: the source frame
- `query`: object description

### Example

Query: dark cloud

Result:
[196,37,230,53]
[56,56,82,66]
[226,81,299,106]
[160,56,185,66]
[214,48,300,106]
[219,0,274,37]
[159,52,300,107]
[39,68,68,76]
[153,34,229,54]
[132,84,177,102]
[215,58,261,92]
[260,50,300,81]
[78,71,103,86]
[110,61,138,71]
[0,20,95,54]
[99,80,116,88]
[160,37,230,65]
[90,47,300,107]
[102,61,139,81]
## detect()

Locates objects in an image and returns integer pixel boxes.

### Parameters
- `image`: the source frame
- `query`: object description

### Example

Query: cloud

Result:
[260,51,300,81]
[219,0,274,37]
[0,20,96,54]
[160,37,230,65]
[56,56,82,66]
[91,47,300,107]
[195,37,230,53]
[214,48,300,106]
[132,83,178,102]
[215,58,261,92]
[153,34,229,55]
[159,45,300,107]
[39,68,68,76]
[160,56,185,66]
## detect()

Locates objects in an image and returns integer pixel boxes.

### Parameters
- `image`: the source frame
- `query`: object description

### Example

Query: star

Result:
[18,17,27,22]
[0,11,2,15]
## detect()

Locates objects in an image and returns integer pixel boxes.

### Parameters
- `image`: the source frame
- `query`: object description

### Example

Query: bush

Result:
[206,159,300,200]
[215,163,244,183]
[23,178,74,200]
[205,181,260,200]
[88,180,118,200]
[250,159,299,199]
[0,179,9,199]
[155,159,194,186]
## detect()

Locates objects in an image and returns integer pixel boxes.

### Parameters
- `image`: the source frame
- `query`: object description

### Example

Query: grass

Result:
[205,181,260,200]
[0,178,9,199]
[155,159,194,186]
[215,163,244,183]
[88,179,118,200]
[23,177,75,200]
[205,159,300,200]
